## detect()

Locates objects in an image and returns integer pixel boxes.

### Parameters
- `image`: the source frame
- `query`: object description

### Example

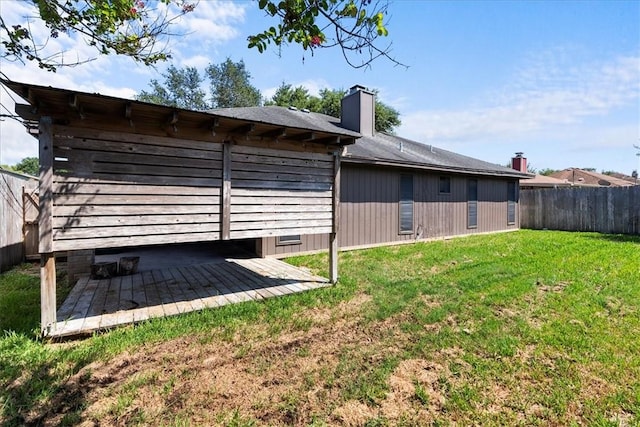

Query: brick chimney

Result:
[511,152,527,172]
[341,85,375,137]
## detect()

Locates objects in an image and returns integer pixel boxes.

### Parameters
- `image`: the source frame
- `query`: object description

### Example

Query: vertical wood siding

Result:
[1,171,37,271]
[262,164,520,256]
[50,126,223,251]
[229,145,334,239]
[520,186,639,234]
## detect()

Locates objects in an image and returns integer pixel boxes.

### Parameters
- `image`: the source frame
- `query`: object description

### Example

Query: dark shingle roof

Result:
[345,132,529,178]
[211,105,529,178]
[208,106,360,138]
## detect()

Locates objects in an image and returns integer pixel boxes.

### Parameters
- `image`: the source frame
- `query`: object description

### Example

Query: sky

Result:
[1,0,639,175]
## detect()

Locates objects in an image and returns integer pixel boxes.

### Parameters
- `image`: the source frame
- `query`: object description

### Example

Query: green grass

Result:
[1,230,639,425]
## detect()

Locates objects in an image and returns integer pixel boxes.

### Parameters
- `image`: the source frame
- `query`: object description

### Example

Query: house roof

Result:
[520,174,572,188]
[344,132,531,178]
[1,80,356,148]
[212,106,530,179]
[208,106,361,139]
[550,168,636,187]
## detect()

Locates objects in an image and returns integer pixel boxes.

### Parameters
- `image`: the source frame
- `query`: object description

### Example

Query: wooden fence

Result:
[1,169,38,271]
[520,186,640,235]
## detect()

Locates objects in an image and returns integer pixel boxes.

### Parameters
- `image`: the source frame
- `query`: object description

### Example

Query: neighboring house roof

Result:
[550,168,635,187]
[212,106,530,179]
[344,133,530,178]
[608,172,638,184]
[520,174,572,188]
[209,106,361,139]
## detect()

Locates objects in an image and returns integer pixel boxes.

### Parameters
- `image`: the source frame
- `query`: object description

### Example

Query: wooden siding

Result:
[520,186,639,234]
[229,145,334,239]
[1,171,37,271]
[50,126,223,251]
[262,164,520,256]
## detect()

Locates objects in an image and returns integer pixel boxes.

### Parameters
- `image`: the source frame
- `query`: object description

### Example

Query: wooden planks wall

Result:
[1,170,37,271]
[50,126,223,251]
[262,164,520,256]
[229,145,334,239]
[520,186,640,235]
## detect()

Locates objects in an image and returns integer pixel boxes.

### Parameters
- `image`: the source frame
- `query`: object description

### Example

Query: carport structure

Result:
[3,80,357,337]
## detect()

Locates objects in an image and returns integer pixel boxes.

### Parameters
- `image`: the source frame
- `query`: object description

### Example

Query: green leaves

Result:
[247,0,403,69]
[1,0,197,71]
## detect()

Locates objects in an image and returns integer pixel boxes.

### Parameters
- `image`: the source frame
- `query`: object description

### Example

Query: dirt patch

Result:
[537,280,570,293]
[379,359,447,421]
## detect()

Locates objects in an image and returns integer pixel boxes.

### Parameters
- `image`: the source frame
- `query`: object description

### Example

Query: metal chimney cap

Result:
[515,152,524,157]
[349,84,374,95]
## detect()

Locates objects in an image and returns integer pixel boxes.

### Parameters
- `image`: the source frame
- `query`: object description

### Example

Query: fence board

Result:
[1,171,37,271]
[520,187,639,235]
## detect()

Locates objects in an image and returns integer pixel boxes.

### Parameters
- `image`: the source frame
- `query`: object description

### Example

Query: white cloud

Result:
[399,53,640,144]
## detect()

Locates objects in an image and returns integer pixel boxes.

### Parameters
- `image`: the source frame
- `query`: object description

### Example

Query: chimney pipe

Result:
[341,85,375,137]
[511,152,527,172]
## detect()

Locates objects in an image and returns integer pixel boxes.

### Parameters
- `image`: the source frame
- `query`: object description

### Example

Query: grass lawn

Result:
[1,230,638,426]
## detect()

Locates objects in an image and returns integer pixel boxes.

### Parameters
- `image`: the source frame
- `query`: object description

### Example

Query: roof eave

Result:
[343,155,532,179]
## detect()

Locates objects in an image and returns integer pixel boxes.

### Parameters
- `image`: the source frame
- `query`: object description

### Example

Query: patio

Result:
[50,257,330,338]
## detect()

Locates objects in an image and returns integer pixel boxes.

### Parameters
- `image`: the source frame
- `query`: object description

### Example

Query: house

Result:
[519,174,572,189]
[3,80,529,336]
[550,168,636,187]
[3,79,357,335]
[250,86,530,257]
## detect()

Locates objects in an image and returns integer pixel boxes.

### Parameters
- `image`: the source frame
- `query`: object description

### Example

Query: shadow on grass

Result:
[579,233,640,244]
[0,330,106,426]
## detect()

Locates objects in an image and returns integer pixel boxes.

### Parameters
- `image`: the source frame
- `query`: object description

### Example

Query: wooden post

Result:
[221,141,231,240]
[329,152,341,284]
[39,117,57,335]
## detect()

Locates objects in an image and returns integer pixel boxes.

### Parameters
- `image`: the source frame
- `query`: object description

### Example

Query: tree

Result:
[13,157,39,176]
[265,83,321,111]
[136,60,262,110]
[2,1,401,72]
[538,168,558,176]
[205,59,262,108]
[249,0,405,69]
[1,0,196,72]
[266,84,401,133]
[136,65,207,110]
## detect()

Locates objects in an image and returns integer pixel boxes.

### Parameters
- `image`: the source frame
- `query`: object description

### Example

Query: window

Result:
[439,176,451,194]
[277,235,301,245]
[399,174,414,234]
[507,181,517,225]
[467,179,478,229]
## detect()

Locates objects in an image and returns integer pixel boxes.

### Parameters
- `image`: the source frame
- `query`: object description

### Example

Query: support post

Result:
[221,141,231,240]
[329,152,341,284]
[39,117,56,334]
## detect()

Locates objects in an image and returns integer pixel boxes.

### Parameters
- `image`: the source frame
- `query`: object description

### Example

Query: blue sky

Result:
[1,0,639,175]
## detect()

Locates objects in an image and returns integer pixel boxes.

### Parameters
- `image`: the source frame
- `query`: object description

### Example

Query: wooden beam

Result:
[210,117,220,136]
[39,116,57,335]
[39,117,54,254]
[315,136,341,146]
[329,153,341,284]
[68,94,85,119]
[167,111,179,132]
[125,102,133,127]
[294,132,316,142]
[14,103,39,121]
[230,123,255,136]
[221,141,231,240]
[259,127,287,139]
[40,252,57,336]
